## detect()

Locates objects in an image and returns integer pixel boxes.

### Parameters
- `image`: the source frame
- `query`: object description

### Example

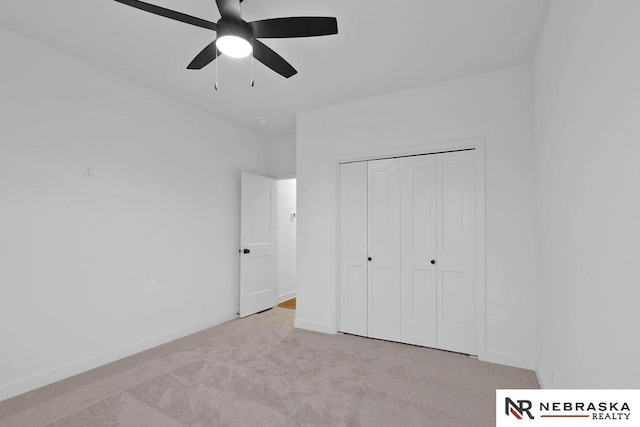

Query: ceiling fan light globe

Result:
[216,35,252,58]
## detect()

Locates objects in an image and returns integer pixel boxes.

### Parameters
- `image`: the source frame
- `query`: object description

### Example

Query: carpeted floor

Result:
[0,308,538,426]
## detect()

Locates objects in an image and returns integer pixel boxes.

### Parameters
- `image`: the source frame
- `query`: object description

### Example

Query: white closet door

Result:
[367,158,401,341]
[338,162,368,336]
[400,155,438,347]
[436,150,476,355]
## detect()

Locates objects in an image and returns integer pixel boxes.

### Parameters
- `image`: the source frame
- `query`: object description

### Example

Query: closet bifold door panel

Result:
[400,155,438,347]
[367,158,401,342]
[436,150,476,355]
[338,162,368,336]
[338,149,476,356]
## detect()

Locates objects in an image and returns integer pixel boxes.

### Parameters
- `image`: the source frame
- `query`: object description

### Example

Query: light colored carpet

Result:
[0,308,538,426]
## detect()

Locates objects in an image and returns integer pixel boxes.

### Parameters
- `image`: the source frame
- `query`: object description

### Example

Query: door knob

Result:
[243,249,251,254]
[368,257,372,261]
[431,260,436,265]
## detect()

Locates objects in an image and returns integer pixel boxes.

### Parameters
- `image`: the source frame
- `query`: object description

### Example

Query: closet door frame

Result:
[334,138,486,361]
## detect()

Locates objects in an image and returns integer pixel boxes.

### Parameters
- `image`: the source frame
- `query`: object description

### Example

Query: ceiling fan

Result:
[114,0,338,79]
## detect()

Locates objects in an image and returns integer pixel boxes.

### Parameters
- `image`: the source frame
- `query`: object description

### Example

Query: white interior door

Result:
[240,172,276,318]
[436,150,476,354]
[338,162,368,336]
[367,158,401,341]
[400,155,438,347]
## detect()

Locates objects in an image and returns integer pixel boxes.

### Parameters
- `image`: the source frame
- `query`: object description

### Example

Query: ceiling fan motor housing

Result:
[216,19,253,42]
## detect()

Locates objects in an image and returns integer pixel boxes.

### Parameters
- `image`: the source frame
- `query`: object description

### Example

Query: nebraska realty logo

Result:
[505,397,535,419]
[496,390,640,426]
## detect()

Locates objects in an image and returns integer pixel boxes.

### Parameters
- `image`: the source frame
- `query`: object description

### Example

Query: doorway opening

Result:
[276,178,297,310]
[239,173,296,317]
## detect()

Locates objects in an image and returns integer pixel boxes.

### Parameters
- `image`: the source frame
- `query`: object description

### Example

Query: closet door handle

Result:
[431,260,436,265]
[368,257,372,262]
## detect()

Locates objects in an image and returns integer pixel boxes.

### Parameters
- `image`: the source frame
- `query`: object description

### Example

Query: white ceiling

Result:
[0,0,550,136]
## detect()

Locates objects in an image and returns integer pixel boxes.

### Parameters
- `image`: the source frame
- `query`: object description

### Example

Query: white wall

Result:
[276,179,296,302]
[0,28,270,400]
[267,134,296,177]
[296,66,537,369]
[533,0,640,388]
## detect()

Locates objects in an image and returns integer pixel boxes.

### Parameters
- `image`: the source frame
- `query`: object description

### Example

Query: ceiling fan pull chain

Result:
[251,39,255,87]
[215,46,219,90]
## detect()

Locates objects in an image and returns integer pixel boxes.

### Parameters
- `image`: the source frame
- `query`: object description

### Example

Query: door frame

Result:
[334,137,487,361]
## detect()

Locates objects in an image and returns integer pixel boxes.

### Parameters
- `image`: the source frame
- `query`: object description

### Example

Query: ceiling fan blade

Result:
[114,0,217,31]
[187,40,219,70]
[216,0,241,20]
[250,17,338,38]
[253,40,297,78]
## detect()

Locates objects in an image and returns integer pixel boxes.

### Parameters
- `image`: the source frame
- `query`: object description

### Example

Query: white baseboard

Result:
[536,370,547,389]
[535,366,548,389]
[0,312,238,402]
[484,350,535,371]
[278,291,296,303]
[294,318,336,335]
